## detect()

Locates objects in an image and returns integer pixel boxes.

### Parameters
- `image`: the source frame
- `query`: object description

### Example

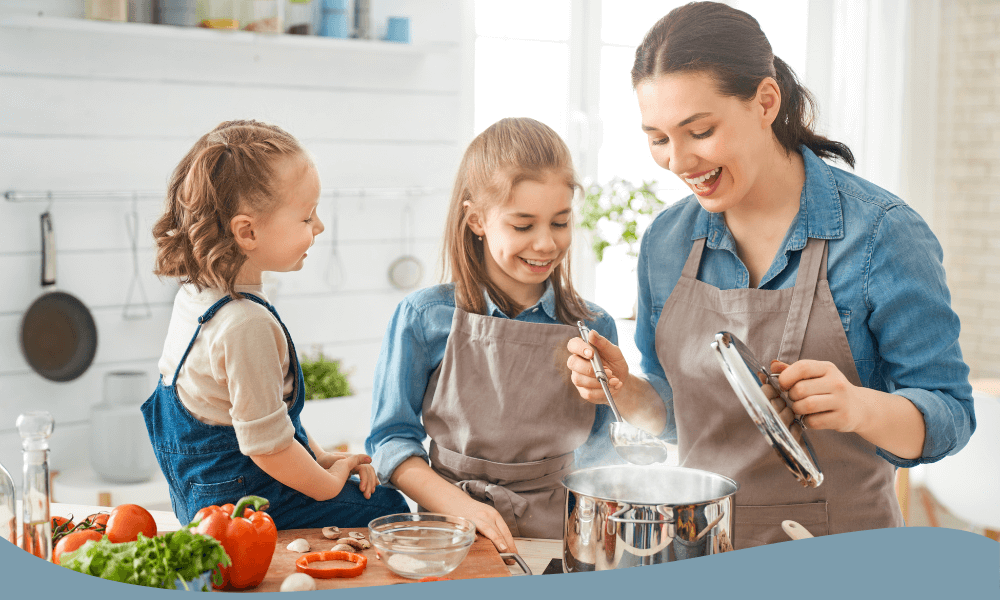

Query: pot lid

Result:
[711,331,824,488]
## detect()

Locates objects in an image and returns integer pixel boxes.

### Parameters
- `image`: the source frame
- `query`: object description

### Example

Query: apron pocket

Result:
[734,501,829,549]
[189,476,248,510]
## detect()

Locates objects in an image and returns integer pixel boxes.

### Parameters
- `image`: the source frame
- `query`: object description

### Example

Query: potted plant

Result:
[578,178,667,263]
[298,351,358,451]
[578,178,668,321]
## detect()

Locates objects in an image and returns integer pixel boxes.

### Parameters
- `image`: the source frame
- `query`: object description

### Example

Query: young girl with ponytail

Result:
[144,120,409,528]
[567,2,974,548]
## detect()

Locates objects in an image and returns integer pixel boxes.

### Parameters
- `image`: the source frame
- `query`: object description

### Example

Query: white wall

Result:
[0,1,471,496]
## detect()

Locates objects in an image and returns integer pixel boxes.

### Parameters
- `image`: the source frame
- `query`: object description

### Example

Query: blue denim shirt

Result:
[366,281,622,484]
[636,146,975,468]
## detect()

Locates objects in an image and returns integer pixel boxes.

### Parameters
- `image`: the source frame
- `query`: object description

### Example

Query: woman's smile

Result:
[684,166,723,196]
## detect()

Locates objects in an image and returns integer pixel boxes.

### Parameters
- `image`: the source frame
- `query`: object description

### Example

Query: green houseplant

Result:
[299,352,353,400]
[578,178,667,262]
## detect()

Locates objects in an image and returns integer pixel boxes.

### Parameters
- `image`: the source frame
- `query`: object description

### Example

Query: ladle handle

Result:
[577,321,623,422]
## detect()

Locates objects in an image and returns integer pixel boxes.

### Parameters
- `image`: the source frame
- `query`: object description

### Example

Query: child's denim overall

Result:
[141,293,410,528]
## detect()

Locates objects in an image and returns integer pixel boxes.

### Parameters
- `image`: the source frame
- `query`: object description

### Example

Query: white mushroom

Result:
[321,526,341,539]
[331,543,355,552]
[348,531,366,540]
[280,573,317,592]
[286,538,311,553]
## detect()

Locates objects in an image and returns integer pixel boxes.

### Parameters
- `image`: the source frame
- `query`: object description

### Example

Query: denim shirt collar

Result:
[482,279,557,320]
[692,146,846,256]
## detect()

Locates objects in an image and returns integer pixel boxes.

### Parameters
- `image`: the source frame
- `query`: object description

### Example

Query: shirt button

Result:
[532,308,539,312]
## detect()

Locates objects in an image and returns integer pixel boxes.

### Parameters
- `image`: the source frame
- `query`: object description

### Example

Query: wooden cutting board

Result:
[227,527,511,592]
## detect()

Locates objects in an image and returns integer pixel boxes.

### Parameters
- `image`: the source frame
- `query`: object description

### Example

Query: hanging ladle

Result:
[577,322,671,466]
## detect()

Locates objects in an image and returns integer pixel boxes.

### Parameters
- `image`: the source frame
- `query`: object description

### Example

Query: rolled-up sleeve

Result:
[366,299,436,484]
[635,230,677,443]
[866,205,975,467]
[222,315,296,457]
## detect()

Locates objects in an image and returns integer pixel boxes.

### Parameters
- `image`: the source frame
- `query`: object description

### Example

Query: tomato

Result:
[51,516,73,529]
[53,530,103,565]
[83,512,110,531]
[105,504,157,543]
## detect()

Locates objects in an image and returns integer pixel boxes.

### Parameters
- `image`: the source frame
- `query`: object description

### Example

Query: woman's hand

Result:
[566,329,630,404]
[771,360,866,433]
[763,362,801,442]
[326,454,380,499]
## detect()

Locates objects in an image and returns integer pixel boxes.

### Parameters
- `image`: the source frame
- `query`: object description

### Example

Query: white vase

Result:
[89,371,158,484]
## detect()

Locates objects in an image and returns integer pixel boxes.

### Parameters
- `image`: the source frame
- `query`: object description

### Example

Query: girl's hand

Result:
[772,360,867,433]
[566,329,630,404]
[326,454,379,498]
[315,451,352,470]
[450,496,518,558]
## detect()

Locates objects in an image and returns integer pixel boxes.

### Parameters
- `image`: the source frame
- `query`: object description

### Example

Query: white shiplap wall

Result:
[0,1,471,496]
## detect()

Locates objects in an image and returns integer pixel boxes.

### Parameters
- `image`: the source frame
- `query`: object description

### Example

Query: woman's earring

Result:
[478,236,483,241]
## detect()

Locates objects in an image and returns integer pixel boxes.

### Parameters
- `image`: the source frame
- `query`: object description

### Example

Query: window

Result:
[473,1,810,320]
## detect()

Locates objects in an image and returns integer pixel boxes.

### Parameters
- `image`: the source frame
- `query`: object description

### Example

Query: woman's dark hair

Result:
[631,1,854,168]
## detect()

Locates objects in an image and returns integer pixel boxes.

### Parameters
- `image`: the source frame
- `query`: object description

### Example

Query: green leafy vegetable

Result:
[58,526,231,590]
[301,352,353,400]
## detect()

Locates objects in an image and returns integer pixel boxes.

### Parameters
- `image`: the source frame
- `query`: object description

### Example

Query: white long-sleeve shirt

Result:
[157,284,296,456]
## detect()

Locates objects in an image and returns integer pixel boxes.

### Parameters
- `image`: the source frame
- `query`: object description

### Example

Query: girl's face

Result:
[636,70,777,213]
[242,153,324,278]
[469,171,574,306]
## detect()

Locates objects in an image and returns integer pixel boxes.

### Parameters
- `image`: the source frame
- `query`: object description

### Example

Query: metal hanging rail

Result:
[4,187,448,202]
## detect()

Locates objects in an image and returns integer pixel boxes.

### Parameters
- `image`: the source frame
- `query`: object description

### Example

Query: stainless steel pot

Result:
[562,465,738,571]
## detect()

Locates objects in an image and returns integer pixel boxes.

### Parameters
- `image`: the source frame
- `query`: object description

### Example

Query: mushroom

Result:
[331,543,355,552]
[335,537,370,550]
[280,573,317,592]
[321,526,341,539]
[348,531,366,540]
[286,538,311,553]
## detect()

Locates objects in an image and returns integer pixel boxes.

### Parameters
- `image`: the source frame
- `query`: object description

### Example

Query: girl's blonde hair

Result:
[153,120,304,298]
[443,117,594,324]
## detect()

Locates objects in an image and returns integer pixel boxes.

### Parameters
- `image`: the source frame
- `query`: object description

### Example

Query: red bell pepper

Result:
[191,495,277,590]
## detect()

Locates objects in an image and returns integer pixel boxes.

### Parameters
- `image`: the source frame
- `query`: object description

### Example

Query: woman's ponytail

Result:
[772,56,854,168]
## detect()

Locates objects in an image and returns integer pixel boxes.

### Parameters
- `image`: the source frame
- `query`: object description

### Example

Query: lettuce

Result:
[59,525,231,590]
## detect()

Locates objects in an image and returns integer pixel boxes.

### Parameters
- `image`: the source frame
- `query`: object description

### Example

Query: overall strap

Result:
[172,295,235,385]
[776,238,827,365]
[680,238,708,279]
[240,293,302,401]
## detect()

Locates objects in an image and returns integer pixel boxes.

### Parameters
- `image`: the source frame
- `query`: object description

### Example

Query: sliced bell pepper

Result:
[191,495,277,590]
[295,551,367,578]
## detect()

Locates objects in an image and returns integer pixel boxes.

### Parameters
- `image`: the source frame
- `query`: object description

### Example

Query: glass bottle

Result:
[1,460,14,545]
[18,411,54,561]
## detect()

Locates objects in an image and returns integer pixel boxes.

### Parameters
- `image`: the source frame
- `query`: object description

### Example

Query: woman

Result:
[567,1,975,548]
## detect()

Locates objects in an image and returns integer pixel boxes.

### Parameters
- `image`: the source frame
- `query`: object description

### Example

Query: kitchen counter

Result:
[49,502,562,578]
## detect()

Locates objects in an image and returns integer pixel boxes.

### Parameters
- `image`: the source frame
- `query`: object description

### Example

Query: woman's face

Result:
[469,171,574,306]
[636,71,776,213]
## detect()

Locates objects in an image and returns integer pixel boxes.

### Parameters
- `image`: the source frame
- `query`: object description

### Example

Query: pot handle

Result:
[608,504,674,525]
[499,553,532,576]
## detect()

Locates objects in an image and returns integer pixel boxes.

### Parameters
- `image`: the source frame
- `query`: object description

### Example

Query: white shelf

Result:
[0,15,455,55]
[52,465,172,511]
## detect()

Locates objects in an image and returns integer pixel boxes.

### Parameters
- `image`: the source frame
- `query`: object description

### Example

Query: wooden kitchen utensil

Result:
[225,527,512,592]
[781,520,815,541]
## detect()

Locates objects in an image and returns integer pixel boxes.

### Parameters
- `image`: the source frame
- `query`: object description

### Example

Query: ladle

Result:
[576,322,671,466]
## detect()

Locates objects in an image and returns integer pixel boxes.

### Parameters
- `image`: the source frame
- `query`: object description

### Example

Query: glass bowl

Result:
[368,513,477,579]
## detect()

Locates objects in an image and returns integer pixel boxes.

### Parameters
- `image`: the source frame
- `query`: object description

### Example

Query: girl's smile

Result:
[469,170,574,308]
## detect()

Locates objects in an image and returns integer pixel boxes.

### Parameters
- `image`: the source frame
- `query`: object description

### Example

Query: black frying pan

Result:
[19,212,98,382]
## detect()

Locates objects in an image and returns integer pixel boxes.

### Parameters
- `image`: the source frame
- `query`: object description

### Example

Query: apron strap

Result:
[680,238,707,280]
[776,239,827,364]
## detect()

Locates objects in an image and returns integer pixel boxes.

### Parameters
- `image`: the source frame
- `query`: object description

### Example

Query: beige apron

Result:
[422,306,597,539]
[656,237,904,549]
